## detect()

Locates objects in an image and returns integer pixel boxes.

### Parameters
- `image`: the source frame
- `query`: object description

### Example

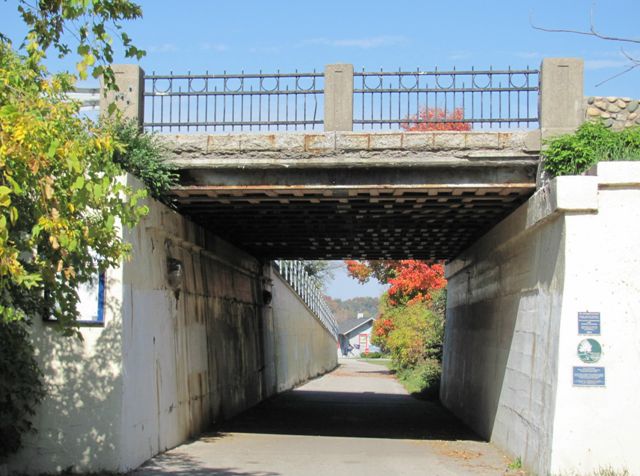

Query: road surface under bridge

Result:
[164,130,540,260]
[133,359,516,476]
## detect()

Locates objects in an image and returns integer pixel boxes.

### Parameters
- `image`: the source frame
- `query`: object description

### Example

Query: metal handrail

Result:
[273,260,338,340]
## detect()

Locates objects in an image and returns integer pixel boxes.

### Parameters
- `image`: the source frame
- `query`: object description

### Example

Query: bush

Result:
[360,351,382,359]
[543,122,640,177]
[107,118,179,207]
[383,300,444,368]
[0,321,45,458]
[395,358,441,400]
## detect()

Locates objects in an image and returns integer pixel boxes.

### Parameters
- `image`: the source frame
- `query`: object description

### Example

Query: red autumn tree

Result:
[345,259,446,306]
[401,107,471,132]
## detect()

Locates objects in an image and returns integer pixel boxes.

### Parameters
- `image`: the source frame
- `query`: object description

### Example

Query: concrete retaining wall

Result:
[441,162,640,475]
[263,271,338,394]
[8,175,337,474]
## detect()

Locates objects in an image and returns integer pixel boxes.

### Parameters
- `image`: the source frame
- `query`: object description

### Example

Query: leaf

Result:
[71,176,85,191]
[47,140,59,158]
[0,186,12,207]
[9,207,19,224]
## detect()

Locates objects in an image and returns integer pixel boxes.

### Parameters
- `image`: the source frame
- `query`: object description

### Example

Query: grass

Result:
[360,358,441,400]
[508,456,523,470]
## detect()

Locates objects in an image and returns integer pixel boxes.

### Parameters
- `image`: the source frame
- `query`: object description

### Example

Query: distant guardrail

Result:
[69,86,100,112]
[273,260,338,339]
[141,64,539,132]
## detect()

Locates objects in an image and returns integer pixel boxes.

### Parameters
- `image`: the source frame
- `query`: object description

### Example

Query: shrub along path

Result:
[133,359,522,476]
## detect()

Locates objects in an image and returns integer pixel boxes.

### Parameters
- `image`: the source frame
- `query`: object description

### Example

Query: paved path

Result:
[133,359,516,476]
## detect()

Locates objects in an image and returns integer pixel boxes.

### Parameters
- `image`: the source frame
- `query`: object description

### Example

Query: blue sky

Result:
[1,0,638,298]
[2,0,638,97]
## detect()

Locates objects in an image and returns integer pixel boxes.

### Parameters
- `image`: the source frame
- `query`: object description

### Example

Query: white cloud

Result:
[585,59,632,70]
[515,51,543,59]
[201,42,228,52]
[448,51,471,60]
[249,45,281,54]
[146,43,179,54]
[304,35,408,49]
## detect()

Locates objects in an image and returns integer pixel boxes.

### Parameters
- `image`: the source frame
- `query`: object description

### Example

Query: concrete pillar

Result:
[539,58,584,138]
[100,64,145,127]
[324,64,353,131]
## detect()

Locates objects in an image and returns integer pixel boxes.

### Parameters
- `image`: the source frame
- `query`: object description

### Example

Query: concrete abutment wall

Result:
[441,162,640,475]
[8,176,337,474]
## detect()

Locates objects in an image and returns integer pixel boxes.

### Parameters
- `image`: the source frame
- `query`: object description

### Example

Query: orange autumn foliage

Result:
[401,107,471,132]
[345,259,446,306]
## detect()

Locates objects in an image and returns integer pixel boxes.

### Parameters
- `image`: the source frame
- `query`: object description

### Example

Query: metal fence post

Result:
[324,64,354,131]
[100,64,145,128]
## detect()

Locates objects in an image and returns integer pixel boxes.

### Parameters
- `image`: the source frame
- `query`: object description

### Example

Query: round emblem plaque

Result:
[577,338,602,363]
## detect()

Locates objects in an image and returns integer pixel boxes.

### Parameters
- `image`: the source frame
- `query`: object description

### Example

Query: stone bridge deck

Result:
[162,130,540,260]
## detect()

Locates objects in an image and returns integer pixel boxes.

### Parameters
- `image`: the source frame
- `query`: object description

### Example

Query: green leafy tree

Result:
[0,0,149,460]
[0,321,45,459]
[0,44,148,330]
[3,0,145,90]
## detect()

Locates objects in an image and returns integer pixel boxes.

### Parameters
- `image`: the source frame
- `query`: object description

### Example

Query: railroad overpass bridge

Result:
[16,58,640,476]
[165,129,540,260]
[103,58,580,262]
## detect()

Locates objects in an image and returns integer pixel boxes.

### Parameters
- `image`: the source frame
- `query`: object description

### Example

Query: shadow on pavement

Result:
[136,450,280,476]
[218,388,481,441]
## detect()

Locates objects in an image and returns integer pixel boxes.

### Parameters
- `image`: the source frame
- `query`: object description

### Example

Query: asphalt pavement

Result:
[133,358,518,476]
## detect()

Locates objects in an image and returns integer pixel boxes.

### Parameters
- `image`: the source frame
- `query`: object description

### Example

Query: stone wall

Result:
[585,96,640,130]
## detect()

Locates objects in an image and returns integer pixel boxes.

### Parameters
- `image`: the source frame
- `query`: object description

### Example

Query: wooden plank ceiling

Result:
[172,183,534,260]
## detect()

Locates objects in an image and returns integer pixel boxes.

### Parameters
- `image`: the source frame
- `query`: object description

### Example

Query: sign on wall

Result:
[578,312,601,335]
[573,366,605,387]
[577,338,602,363]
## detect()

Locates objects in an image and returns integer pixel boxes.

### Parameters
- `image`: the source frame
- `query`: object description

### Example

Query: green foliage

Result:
[508,456,523,470]
[543,122,640,177]
[0,320,45,459]
[372,291,446,397]
[381,297,444,369]
[360,351,383,359]
[3,0,144,90]
[0,44,148,332]
[107,119,178,207]
[395,359,441,399]
[302,260,337,287]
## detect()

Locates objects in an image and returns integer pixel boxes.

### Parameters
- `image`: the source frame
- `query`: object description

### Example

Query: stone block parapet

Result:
[585,96,640,130]
[161,130,540,169]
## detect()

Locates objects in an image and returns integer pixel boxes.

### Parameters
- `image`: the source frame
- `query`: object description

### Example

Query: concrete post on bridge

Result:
[324,63,354,131]
[537,57,584,185]
[539,57,584,138]
[99,64,145,128]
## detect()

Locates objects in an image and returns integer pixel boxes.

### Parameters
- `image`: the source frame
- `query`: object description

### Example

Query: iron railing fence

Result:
[354,67,539,130]
[273,260,338,340]
[142,66,539,132]
[143,71,324,132]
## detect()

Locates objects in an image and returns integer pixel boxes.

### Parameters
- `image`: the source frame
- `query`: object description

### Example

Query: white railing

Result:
[273,260,338,340]
[69,87,100,113]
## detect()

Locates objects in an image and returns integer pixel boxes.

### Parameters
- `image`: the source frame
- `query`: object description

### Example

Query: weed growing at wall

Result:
[107,119,179,207]
[543,122,640,177]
